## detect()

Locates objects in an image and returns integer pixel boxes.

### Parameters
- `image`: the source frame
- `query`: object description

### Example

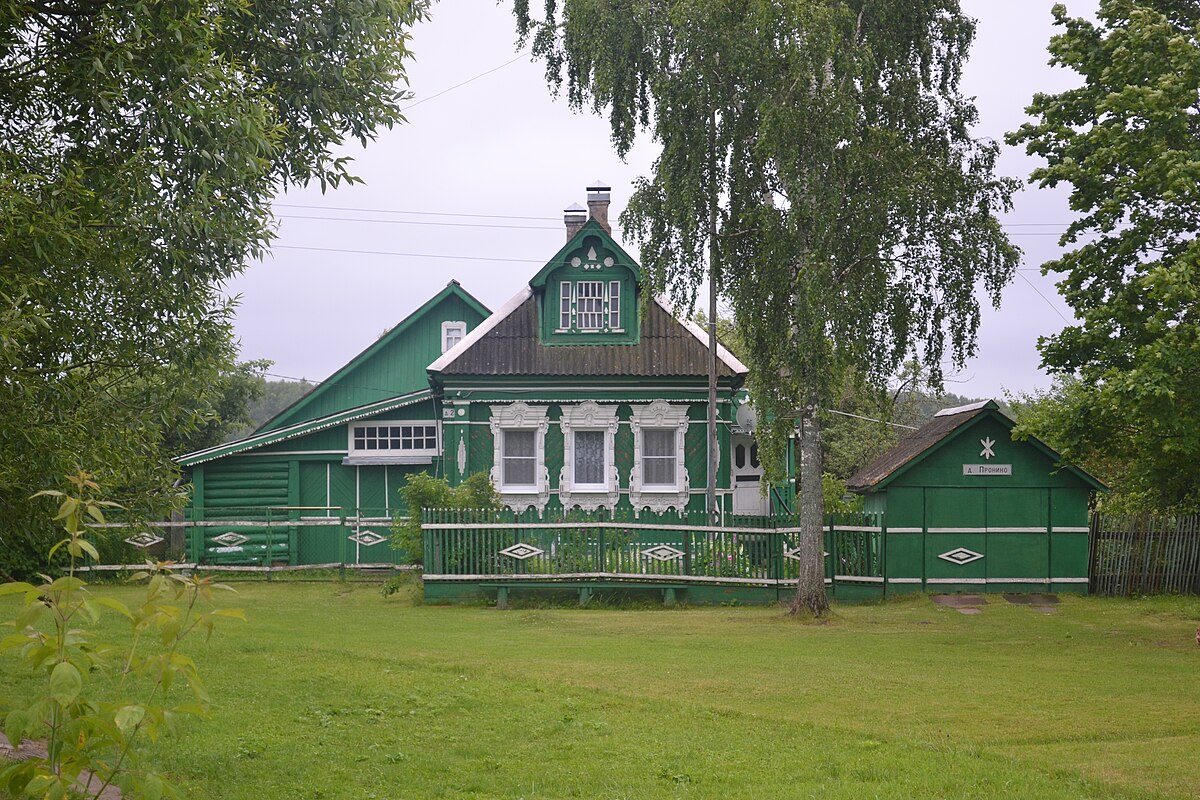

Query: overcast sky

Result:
[225,0,1100,401]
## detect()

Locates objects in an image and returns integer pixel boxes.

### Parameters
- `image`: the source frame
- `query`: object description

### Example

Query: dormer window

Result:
[442,320,466,352]
[559,280,622,332]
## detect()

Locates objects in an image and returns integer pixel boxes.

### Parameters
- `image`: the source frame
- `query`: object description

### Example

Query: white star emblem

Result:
[980,437,996,460]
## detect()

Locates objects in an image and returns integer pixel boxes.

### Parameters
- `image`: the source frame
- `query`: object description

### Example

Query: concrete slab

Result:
[956,607,983,615]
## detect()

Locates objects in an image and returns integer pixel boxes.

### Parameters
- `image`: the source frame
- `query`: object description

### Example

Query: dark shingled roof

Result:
[436,295,741,379]
[847,403,992,492]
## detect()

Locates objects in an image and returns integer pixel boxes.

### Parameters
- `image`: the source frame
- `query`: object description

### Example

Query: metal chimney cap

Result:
[586,181,611,192]
[564,202,586,214]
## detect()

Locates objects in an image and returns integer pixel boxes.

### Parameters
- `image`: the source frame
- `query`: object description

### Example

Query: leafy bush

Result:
[0,472,244,799]
[391,472,498,565]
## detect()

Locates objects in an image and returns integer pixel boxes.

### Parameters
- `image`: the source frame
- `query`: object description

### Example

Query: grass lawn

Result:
[2,580,1198,799]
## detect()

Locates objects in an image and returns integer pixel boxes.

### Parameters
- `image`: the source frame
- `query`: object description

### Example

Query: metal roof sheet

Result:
[847,403,992,492]
[434,295,745,379]
[177,390,432,467]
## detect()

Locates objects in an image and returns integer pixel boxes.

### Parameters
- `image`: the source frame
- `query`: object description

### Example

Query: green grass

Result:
[3,581,1198,799]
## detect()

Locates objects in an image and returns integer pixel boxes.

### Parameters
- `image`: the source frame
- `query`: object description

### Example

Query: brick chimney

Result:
[586,182,611,233]
[564,203,586,241]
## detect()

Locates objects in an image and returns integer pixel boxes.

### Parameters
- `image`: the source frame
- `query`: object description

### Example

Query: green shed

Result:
[847,400,1104,596]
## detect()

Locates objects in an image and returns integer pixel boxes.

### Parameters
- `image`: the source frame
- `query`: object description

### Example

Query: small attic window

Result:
[442,320,466,352]
[558,280,622,332]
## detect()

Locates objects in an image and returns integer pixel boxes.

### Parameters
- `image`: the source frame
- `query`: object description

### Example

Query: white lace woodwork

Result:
[558,402,619,513]
[629,401,691,517]
[489,403,551,515]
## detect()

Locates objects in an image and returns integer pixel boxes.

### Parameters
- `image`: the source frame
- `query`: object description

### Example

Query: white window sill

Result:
[343,455,435,466]
[500,487,540,495]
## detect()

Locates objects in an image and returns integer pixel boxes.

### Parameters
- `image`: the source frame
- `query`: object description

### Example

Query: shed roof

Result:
[429,292,747,380]
[847,400,1106,493]
[177,389,432,467]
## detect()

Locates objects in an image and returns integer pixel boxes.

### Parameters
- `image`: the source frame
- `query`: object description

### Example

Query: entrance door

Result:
[732,435,770,515]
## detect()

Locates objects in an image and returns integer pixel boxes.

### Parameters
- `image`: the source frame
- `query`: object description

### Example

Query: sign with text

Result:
[963,464,1012,476]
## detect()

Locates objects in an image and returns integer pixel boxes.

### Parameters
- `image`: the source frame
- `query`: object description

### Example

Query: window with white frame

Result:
[641,429,678,488]
[349,421,439,457]
[558,402,619,512]
[573,430,606,488]
[501,429,537,488]
[441,320,467,352]
[629,401,690,516]
[489,403,550,513]
[558,280,622,332]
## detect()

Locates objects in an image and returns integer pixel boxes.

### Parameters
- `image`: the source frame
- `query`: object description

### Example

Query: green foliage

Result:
[227,379,317,442]
[1007,1,1200,513]
[690,540,753,579]
[0,473,243,799]
[0,0,429,578]
[822,474,863,515]
[163,360,270,455]
[391,473,500,565]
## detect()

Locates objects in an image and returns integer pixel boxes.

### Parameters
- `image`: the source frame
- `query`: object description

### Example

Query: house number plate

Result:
[963,464,1012,476]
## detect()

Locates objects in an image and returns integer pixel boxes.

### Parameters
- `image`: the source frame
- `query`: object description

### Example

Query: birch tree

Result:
[515,0,1019,613]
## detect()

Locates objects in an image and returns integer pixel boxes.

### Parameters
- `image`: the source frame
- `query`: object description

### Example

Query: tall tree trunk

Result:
[791,402,830,615]
[705,106,720,519]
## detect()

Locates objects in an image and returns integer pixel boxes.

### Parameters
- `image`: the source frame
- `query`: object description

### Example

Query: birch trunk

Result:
[791,402,830,615]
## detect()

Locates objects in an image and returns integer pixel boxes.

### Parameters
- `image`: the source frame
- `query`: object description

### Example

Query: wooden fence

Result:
[421,508,884,587]
[1089,513,1200,596]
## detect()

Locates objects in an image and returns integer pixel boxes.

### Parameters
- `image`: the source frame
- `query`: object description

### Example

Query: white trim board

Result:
[656,295,749,374]
[429,286,532,372]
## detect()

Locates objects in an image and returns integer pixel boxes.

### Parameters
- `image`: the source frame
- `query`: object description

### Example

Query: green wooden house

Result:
[177,279,491,565]
[845,400,1105,598]
[178,185,783,567]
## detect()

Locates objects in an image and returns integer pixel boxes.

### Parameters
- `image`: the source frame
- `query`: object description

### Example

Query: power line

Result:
[401,51,529,111]
[270,211,1103,238]
[825,408,918,430]
[272,202,559,222]
[270,244,543,263]
[259,368,928,433]
[275,213,558,231]
[1017,271,1072,324]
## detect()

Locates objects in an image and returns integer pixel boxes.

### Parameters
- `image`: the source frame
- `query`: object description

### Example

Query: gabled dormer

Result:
[528,185,642,346]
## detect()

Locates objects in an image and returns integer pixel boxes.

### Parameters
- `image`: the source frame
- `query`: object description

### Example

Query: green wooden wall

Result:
[441,392,755,516]
[867,413,1094,594]
[263,292,487,432]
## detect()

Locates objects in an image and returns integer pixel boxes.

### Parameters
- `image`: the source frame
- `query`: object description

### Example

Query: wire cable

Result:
[269,244,543,263]
[401,51,529,111]
[1017,271,1073,324]
[275,213,558,231]
[273,202,559,222]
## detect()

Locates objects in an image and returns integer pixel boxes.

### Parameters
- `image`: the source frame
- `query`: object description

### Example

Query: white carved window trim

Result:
[629,401,690,516]
[558,402,619,513]
[555,280,624,333]
[441,320,467,353]
[489,403,550,515]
